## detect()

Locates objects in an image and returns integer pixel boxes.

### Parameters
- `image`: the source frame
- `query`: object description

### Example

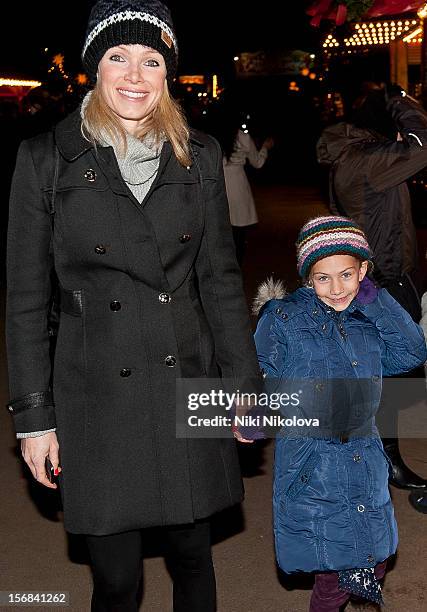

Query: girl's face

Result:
[309,254,368,312]
[97,44,167,136]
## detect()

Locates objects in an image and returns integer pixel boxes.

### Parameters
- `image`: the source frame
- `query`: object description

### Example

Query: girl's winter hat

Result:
[82,0,178,84]
[296,215,372,278]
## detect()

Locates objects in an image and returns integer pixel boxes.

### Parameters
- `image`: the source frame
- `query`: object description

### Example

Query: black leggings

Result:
[86,520,216,612]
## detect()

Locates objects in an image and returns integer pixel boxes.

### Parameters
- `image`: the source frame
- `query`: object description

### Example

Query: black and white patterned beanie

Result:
[82,0,178,84]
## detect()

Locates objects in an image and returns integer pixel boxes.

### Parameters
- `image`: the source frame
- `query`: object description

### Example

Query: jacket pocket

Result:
[53,287,87,378]
[366,440,392,509]
[59,285,83,317]
[285,449,321,501]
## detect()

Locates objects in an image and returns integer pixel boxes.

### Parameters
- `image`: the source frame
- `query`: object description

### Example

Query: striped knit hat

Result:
[296,215,372,278]
[82,0,178,85]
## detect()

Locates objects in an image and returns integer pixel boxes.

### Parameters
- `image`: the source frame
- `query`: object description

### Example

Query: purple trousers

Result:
[309,560,387,612]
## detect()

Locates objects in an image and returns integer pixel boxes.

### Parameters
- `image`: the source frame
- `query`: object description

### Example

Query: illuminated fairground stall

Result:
[0,77,42,109]
[308,0,427,222]
[306,1,427,112]
[322,15,422,94]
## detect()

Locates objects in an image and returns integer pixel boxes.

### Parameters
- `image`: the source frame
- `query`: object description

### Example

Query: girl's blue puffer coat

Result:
[254,285,427,574]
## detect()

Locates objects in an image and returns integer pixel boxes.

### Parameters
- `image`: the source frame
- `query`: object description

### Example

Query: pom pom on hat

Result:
[82,0,178,85]
[296,215,372,278]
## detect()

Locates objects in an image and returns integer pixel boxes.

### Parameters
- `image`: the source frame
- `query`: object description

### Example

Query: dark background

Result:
[0,2,331,285]
[0,1,319,77]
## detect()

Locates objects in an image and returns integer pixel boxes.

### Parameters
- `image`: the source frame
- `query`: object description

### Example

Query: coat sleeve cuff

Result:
[6,391,56,434]
[16,428,56,439]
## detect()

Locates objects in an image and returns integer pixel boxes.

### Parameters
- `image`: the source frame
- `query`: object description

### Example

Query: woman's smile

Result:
[117,88,149,99]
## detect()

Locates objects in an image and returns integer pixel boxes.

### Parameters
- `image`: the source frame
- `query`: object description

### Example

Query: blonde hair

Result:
[81,80,192,167]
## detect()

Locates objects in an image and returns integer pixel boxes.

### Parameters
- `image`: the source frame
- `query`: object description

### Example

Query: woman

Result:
[5,1,260,610]
[224,129,274,265]
[209,102,273,265]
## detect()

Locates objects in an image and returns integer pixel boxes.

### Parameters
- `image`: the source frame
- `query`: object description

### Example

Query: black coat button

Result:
[179,234,191,243]
[110,300,121,311]
[120,368,131,377]
[84,169,97,182]
[159,293,171,304]
[164,355,177,367]
[95,244,106,254]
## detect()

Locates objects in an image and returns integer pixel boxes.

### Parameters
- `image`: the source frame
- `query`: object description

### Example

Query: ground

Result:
[1,183,426,611]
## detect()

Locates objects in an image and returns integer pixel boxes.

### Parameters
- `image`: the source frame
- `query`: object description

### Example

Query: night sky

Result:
[1,1,320,78]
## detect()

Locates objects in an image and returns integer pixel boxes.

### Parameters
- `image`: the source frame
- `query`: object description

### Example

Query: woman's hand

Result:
[231,423,254,444]
[21,432,61,489]
[263,137,274,150]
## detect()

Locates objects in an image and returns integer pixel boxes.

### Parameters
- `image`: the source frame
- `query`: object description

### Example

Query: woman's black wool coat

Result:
[6,109,260,535]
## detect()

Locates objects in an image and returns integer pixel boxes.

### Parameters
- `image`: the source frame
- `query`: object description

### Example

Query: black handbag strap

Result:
[47,143,61,344]
[49,144,60,230]
[190,143,203,190]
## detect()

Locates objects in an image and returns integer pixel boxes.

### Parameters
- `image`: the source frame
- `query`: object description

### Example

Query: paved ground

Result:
[1,182,427,611]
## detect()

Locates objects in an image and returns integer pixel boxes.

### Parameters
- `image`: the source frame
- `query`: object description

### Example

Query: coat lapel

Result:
[54,110,201,203]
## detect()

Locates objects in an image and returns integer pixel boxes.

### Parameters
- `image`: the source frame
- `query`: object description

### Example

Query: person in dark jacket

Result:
[317,85,427,491]
[5,1,260,611]
[253,216,427,611]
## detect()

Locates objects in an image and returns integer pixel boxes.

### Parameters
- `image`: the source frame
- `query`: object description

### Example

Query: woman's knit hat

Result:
[296,215,372,278]
[82,0,178,85]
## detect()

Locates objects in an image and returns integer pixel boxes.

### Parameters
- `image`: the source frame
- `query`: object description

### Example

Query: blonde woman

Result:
[5,1,260,610]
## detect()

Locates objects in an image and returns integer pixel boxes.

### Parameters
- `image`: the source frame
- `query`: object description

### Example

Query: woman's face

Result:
[97,44,167,135]
[309,254,368,311]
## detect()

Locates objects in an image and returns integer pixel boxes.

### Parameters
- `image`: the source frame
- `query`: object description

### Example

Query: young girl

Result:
[253,216,427,611]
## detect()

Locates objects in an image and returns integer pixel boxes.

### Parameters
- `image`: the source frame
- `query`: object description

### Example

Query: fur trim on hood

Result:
[252,277,286,315]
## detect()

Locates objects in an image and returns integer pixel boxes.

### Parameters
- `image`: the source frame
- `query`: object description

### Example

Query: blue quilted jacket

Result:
[254,286,427,573]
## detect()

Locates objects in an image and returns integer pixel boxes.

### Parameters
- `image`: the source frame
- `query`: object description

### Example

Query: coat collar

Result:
[54,107,205,162]
[54,108,92,161]
[260,286,366,324]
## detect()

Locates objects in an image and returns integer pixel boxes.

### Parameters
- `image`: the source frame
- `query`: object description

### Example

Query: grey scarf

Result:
[80,91,164,203]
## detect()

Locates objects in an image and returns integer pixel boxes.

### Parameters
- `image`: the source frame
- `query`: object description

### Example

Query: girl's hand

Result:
[356,276,379,305]
[21,432,61,489]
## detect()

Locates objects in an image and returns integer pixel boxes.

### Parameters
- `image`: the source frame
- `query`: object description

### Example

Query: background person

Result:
[209,101,274,266]
[317,83,427,491]
[5,1,260,610]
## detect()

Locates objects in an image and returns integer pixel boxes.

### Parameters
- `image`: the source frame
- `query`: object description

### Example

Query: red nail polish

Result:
[54,468,60,476]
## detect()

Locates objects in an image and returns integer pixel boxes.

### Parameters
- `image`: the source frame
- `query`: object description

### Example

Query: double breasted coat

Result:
[6,109,260,535]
